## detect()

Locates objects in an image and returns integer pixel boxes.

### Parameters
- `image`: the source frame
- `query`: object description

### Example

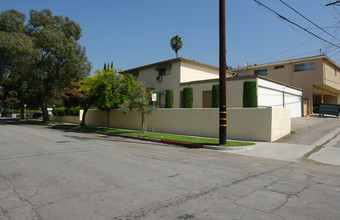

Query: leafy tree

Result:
[62,81,82,108]
[78,78,95,126]
[120,80,153,133]
[110,62,113,68]
[0,9,91,121]
[90,68,125,129]
[104,63,107,70]
[170,35,183,58]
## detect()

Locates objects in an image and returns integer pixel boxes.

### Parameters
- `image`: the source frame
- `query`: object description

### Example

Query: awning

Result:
[313,84,340,97]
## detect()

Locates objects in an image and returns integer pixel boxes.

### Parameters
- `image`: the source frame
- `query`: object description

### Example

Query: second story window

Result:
[294,62,316,72]
[155,64,172,81]
[274,65,284,69]
[254,69,267,76]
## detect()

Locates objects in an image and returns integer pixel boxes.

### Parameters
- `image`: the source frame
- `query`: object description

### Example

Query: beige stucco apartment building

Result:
[124,57,234,108]
[124,57,303,118]
[232,55,340,115]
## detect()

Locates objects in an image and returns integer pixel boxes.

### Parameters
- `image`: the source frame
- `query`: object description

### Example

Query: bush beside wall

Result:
[243,81,258,108]
[53,106,81,116]
[182,87,193,108]
[212,84,219,108]
[165,89,174,108]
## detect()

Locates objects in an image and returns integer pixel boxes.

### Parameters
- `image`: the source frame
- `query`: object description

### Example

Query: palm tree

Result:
[170,35,183,58]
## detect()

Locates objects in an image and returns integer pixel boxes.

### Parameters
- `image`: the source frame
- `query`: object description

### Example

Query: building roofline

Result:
[232,55,340,71]
[123,57,233,74]
[180,75,303,91]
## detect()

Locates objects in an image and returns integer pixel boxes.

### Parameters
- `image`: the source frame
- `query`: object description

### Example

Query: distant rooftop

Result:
[233,55,340,71]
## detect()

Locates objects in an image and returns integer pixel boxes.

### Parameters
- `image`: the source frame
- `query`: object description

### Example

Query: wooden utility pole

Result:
[219,0,227,145]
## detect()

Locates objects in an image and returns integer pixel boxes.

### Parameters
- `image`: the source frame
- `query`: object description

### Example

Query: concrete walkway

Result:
[216,115,340,167]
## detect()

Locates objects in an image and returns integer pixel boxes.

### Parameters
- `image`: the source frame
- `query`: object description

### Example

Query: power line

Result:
[253,0,340,49]
[326,1,340,6]
[315,0,338,19]
[279,0,340,42]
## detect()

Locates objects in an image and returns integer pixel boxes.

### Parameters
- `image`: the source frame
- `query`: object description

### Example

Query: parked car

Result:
[32,112,43,119]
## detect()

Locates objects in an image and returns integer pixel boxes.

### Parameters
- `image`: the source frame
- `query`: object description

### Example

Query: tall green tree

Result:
[120,80,153,133]
[170,35,183,58]
[90,68,126,129]
[0,9,91,121]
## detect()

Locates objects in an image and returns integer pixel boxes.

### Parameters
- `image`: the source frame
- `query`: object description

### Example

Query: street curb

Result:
[50,124,206,149]
[17,120,252,151]
[203,145,255,151]
[161,140,203,148]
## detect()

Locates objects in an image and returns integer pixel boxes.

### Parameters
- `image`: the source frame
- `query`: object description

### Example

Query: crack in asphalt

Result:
[0,173,43,220]
[0,205,10,220]
[112,163,294,220]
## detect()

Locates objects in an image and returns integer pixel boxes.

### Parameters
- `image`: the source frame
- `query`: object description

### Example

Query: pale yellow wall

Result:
[180,78,255,108]
[180,82,216,108]
[323,60,340,90]
[226,79,253,108]
[271,107,291,141]
[72,107,291,142]
[137,62,181,92]
[134,59,234,108]
[180,60,220,83]
[51,116,81,124]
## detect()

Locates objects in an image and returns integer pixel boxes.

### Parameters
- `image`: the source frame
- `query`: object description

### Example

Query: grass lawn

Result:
[79,126,254,147]
[21,119,254,147]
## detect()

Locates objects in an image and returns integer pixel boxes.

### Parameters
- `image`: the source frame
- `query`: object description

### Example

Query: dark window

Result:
[294,62,316,72]
[159,68,166,76]
[274,65,284,69]
[254,69,267,76]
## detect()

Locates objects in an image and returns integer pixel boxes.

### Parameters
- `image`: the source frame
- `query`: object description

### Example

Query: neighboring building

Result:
[124,57,234,108]
[232,55,340,115]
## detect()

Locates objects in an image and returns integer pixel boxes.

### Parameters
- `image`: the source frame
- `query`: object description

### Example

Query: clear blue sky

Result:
[2,0,340,72]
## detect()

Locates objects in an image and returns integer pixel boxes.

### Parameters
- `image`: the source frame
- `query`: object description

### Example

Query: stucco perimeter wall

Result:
[83,107,290,142]
[51,115,81,124]
[228,107,291,142]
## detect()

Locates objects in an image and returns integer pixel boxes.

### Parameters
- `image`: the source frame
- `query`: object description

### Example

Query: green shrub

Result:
[152,90,159,107]
[53,107,81,116]
[212,84,219,108]
[70,106,81,116]
[182,87,193,108]
[52,107,66,116]
[2,109,19,114]
[165,89,174,108]
[243,81,258,108]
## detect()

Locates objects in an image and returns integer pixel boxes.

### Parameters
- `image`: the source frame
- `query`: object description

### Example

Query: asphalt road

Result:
[1,119,340,220]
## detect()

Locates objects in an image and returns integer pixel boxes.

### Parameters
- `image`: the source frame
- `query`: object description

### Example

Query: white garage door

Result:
[258,79,302,118]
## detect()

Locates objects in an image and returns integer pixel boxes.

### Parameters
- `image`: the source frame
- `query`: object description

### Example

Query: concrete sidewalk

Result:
[216,126,340,167]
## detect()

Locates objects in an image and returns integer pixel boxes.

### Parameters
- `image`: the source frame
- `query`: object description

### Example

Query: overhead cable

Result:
[279,0,340,42]
[253,0,340,49]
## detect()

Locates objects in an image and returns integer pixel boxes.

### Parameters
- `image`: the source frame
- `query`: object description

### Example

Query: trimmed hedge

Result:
[152,90,159,107]
[165,89,174,108]
[243,81,258,108]
[52,106,81,116]
[212,84,219,108]
[182,87,193,108]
